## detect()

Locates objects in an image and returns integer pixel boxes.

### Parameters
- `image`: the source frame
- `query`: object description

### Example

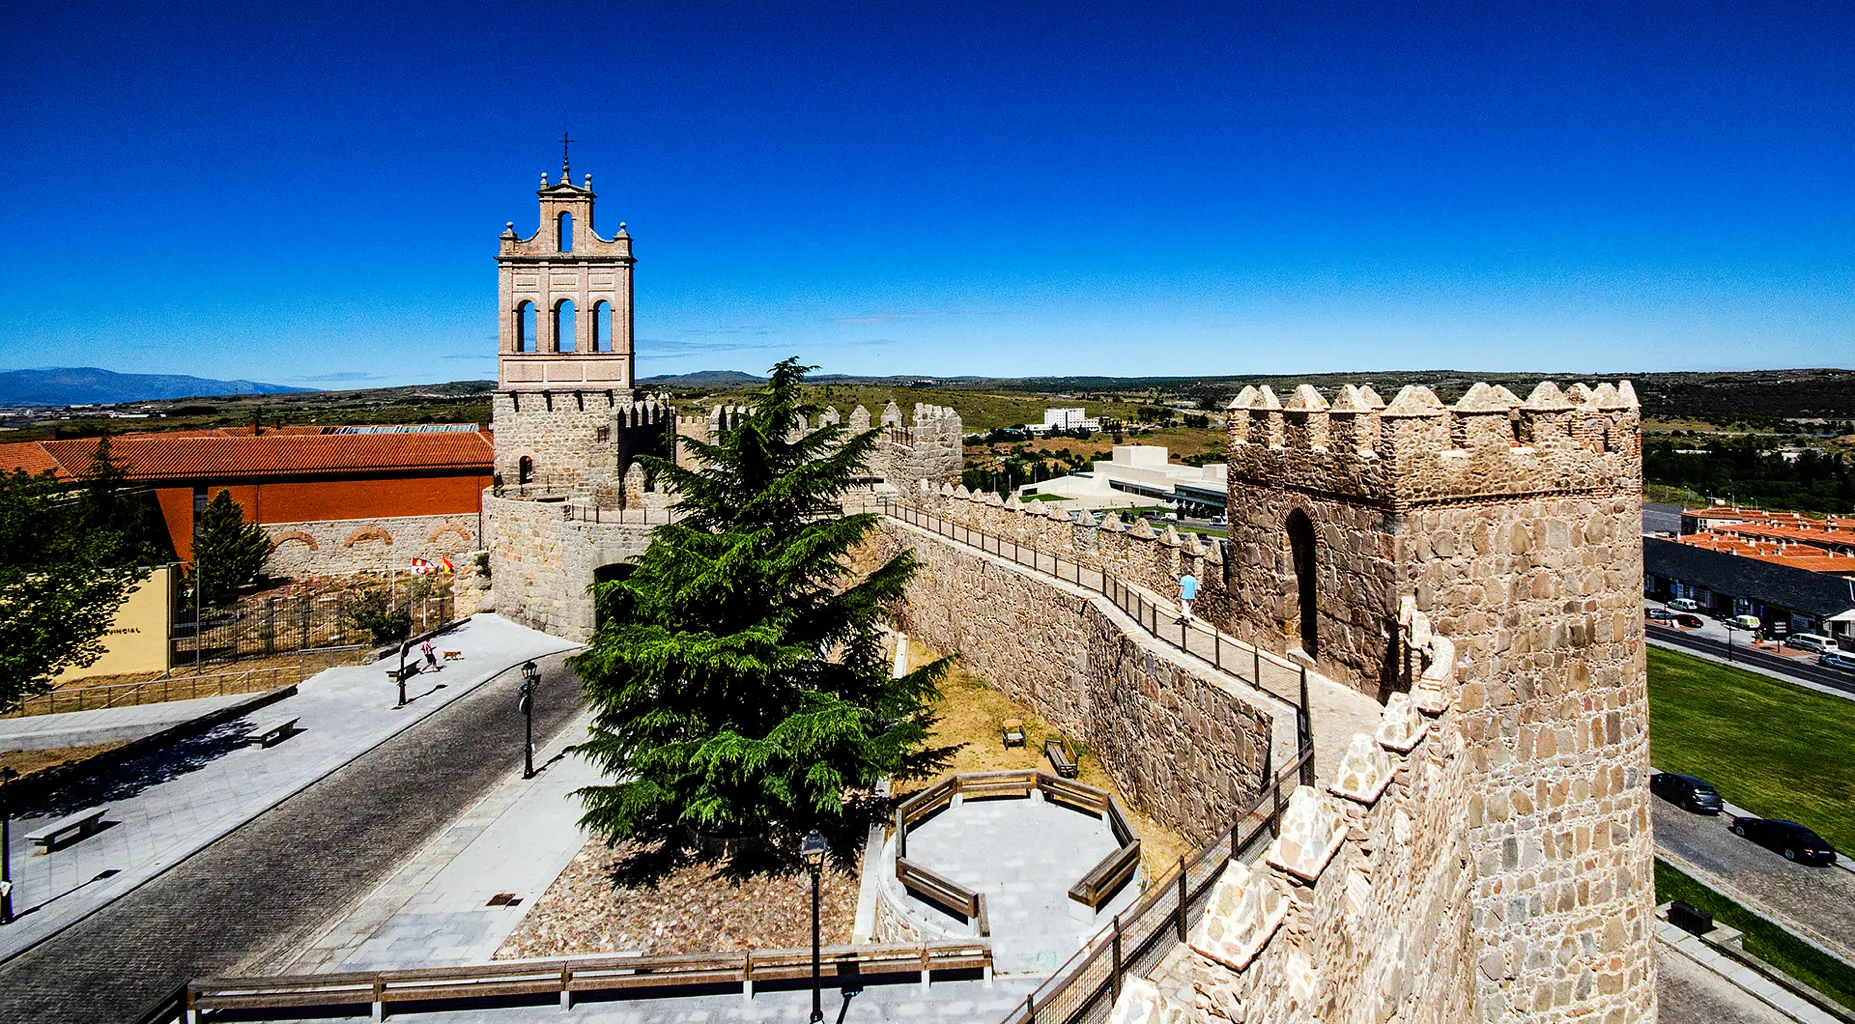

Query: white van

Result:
[1666,598,1700,613]
[1784,633,1835,654]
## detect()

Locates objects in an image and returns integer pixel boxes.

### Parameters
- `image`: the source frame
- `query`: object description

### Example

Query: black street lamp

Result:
[801,828,830,1023]
[519,661,539,779]
[1,766,17,925]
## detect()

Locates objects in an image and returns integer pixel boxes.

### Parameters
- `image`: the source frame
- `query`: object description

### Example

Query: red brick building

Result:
[0,427,493,572]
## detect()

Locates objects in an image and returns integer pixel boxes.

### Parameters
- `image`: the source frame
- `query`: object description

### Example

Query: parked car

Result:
[1666,598,1700,612]
[1729,817,1838,865]
[1784,633,1836,654]
[1645,608,1676,622]
[1672,613,1704,628]
[1821,651,1855,672]
[1724,614,1761,631]
[1650,773,1724,814]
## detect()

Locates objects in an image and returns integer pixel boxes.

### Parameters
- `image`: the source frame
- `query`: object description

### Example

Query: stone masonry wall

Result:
[1215,379,1653,1024]
[1135,606,1479,1024]
[870,517,1272,846]
[481,491,652,641]
[263,514,481,577]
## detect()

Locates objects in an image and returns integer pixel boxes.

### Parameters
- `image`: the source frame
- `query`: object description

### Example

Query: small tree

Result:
[0,437,152,712]
[343,587,411,645]
[191,489,272,605]
[573,358,953,844]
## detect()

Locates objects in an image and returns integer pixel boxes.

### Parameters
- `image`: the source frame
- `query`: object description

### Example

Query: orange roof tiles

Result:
[0,441,70,478]
[0,431,491,482]
[1675,532,1855,575]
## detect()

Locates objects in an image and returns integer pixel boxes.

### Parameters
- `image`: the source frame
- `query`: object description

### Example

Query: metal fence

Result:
[5,664,307,719]
[999,750,1313,1024]
[172,588,453,669]
[879,501,1309,706]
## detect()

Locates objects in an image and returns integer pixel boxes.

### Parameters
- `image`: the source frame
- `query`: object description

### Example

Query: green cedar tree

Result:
[572,358,955,843]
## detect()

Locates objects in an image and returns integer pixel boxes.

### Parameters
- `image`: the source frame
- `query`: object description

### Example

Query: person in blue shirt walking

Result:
[1177,571,1198,625]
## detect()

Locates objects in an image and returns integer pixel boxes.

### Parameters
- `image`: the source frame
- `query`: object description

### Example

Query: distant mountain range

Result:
[0,367,314,407]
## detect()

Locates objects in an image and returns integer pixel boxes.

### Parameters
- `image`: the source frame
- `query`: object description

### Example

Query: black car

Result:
[1650,772,1724,814]
[1729,817,1839,865]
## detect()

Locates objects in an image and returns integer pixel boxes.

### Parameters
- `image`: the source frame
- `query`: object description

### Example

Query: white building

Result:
[1027,407,1100,434]
[1017,445,1226,515]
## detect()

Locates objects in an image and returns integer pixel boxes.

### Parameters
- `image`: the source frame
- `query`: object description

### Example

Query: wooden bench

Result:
[1001,718,1025,748]
[244,716,300,747]
[26,806,107,853]
[1044,736,1078,778]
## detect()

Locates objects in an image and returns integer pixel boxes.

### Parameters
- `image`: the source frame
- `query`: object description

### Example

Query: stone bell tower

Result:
[491,144,654,495]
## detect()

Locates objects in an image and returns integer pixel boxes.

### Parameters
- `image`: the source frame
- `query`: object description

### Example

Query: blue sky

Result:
[2,2,1851,388]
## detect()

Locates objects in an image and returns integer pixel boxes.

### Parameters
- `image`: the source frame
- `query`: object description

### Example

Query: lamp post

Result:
[519,661,539,779]
[801,828,830,1023]
[1,766,17,925]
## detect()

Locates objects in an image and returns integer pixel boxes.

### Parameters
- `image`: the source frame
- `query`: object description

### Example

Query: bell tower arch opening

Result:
[1285,508,1318,660]
[554,299,576,353]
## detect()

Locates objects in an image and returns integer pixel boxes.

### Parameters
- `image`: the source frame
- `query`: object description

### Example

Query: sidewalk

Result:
[273,712,601,973]
[0,615,579,966]
[1657,919,1845,1024]
[0,691,270,752]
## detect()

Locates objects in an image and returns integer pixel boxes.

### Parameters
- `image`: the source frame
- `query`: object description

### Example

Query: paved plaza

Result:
[281,713,602,972]
[0,621,586,1024]
[880,793,1140,975]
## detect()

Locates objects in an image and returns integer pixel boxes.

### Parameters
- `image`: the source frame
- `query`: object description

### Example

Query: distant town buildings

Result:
[1643,505,1855,640]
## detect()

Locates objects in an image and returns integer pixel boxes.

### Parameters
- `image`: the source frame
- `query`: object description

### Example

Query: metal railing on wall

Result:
[998,750,1313,1024]
[879,500,1310,708]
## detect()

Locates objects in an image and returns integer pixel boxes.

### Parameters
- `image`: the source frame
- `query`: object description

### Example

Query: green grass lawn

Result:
[1655,858,1855,1009]
[1647,645,1855,852]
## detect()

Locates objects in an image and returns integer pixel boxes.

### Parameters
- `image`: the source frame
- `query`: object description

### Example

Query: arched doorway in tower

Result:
[1286,509,1318,660]
[592,562,637,630]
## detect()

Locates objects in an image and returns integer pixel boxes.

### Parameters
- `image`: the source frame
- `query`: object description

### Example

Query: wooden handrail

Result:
[177,942,992,1019]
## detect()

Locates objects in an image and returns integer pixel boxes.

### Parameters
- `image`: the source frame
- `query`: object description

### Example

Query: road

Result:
[1651,797,1855,966]
[0,653,588,1024]
[1647,620,1855,696]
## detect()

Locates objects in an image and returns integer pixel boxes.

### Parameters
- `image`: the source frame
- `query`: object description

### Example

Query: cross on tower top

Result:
[560,129,574,180]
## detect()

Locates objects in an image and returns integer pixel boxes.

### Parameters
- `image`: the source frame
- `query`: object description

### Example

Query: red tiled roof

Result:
[0,441,70,478]
[1675,533,1855,575]
[22,432,492,481]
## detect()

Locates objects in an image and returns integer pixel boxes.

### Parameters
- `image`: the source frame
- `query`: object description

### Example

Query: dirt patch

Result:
[901,637,1195,877]
[497,840,860,959]
[0,742,127,779]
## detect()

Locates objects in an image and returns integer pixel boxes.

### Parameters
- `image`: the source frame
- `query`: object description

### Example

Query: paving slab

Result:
[878,793,1140,975]
[0,614,578,966]
[279,712,601,972]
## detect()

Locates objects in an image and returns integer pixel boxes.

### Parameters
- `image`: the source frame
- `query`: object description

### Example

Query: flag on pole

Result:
[440,556,455,574]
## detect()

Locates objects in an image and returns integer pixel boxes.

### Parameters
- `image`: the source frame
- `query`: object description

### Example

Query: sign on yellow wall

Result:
[56,564,175,682]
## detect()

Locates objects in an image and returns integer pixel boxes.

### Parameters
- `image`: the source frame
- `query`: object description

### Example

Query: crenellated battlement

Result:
[1226,380,1640,509]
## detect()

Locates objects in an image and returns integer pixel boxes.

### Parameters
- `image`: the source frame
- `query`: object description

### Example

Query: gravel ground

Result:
[496,839,860,958]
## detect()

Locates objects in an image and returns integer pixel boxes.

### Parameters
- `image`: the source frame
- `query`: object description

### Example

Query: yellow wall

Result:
[57,565,174,681]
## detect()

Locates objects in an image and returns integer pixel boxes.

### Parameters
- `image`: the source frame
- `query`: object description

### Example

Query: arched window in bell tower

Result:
[515,301,536,353]
[557,212,573,253]
[592,300,612,352]
[554,299,576,353]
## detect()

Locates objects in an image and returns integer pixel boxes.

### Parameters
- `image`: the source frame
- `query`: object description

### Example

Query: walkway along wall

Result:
[869,515,1274,847]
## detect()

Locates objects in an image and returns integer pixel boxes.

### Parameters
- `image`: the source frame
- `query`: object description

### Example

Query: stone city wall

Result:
[1210,379,1654,1024]
[869,517,1272,847]
[1132,603,1480,1024]
[491,390,673,498]
[263,514,481,577]
[903,483,1238,628]
[481,491,653,641]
